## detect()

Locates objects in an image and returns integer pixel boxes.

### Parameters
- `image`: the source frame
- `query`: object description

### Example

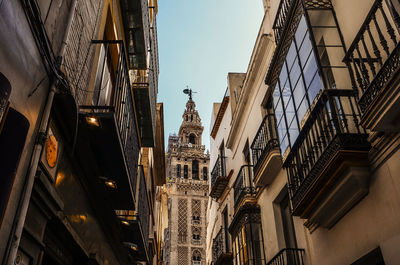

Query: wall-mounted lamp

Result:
[123,242,138,251]
[121,220,130,226]
[100,177,117,189]
[86,115,100,127]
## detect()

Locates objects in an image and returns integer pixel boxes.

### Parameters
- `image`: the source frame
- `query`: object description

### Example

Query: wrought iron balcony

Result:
[251,114,281,186]
[77,40,139,210]
[233,165,257,210]
[212,227,233,265]
[284,90,370,229]
[120,0,150,69]
[273,0,297,45]
[344,0,400,131]
[210,156,229,199]
[117,165,151,262]
[131,70,156,147]
[266,248,305,265]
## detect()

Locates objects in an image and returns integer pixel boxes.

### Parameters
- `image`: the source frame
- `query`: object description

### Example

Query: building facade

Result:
[208,0,400,265]
[164,95,210,265]
[0,0,164,264]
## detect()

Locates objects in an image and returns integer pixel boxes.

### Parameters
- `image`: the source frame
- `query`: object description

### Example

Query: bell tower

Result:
[178,94,204,148]
[164,89,210,265]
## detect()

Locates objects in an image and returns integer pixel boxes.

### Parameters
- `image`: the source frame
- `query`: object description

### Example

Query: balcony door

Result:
[222,207,230,253]
[280,192,297,249]
[93,43,114,107]
[219,141,226,176]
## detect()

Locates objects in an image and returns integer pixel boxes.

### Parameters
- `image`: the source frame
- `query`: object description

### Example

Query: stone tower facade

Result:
[164,96,210,265]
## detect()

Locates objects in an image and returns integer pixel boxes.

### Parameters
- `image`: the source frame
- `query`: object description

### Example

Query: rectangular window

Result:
[176,164,181,178]
[202,167,208,180]
[232,219,265,265]
[184,165,188,179]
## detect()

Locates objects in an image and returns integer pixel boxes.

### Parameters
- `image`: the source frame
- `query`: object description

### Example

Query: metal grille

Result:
[178,246,188,265]
[178,199,188,244]
[266,248,305,265]
[62,0,102,103]
[192,200,201,224]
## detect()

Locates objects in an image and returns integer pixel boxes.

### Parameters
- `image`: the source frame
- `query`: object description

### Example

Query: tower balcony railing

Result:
[266,248,305,265]
[344,0,400,131]
[210,156,229,199]
[233,165,256,210]
[212,227,232,265]
[251,114,281,186]
[284,89,370,229]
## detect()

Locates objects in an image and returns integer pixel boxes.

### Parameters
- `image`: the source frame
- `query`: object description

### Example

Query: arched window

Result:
[189,133,196,144]
[192,250,201,265]
[202,167,208,181]
[192,160,199,180]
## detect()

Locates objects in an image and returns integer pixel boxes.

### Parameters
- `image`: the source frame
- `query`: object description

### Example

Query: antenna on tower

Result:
[183,85,197,100]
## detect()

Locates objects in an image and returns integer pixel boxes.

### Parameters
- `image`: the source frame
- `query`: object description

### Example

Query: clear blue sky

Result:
[157,0,264,151]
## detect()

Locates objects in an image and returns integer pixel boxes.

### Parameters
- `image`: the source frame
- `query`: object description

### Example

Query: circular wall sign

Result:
[46,135,58,168]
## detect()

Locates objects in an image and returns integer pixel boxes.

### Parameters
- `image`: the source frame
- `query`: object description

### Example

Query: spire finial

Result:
[183,86,196,100]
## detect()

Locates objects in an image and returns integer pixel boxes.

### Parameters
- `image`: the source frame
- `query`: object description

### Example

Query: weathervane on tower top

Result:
[183,85,196,100]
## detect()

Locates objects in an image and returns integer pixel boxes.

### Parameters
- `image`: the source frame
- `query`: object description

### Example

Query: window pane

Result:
[289,58,301,86]
[297,97,308,125]
[279,62,288,86]
[285,97,295,123]
[303,52,318,86]
[289,118,299,146]
[293,77,306,105]
[308,73,323,103]
[299,36,312,67]
[295,17,308,45]
[280,135,289,155]
[286,42,297,70]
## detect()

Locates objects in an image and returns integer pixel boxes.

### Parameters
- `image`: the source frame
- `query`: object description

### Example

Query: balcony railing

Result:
[212,227,232,265]
[273,0,297,44]
[79,40,139,206]
[137,165,150,256]
[266,248,305,265]
[115,167,150,261]
[233,165,256,210]
[251,114,281,185]
[210,156,228,199]
[284,90,370,221]
[344,0,400,115]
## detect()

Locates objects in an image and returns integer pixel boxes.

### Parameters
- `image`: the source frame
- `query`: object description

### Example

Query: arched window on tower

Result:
[192,160,199,180]
[189,133,196,144]
[184,165,188,179]
[202,167,208,181]
[176,164,181,178]
[192,250,202,265]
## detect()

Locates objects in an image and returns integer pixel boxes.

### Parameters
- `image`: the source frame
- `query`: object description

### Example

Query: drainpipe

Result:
[4,0,78,264]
